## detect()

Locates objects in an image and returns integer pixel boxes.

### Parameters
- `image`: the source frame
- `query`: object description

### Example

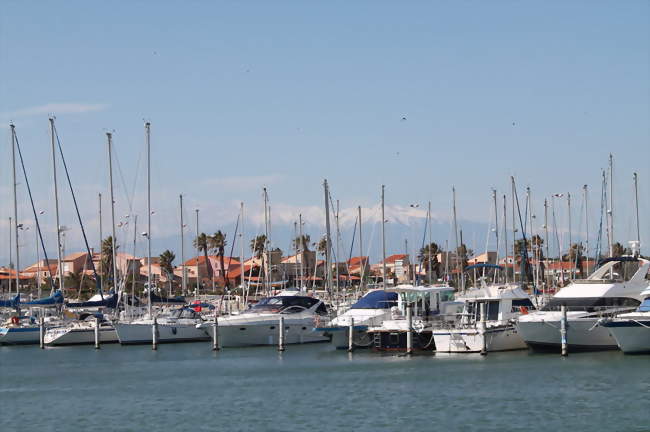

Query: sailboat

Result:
[114,123,209,345]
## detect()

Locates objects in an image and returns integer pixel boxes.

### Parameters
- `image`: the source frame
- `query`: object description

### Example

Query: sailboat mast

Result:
[567,192,572,279]
[145,122,152,317]
[99,193,103,293]
[492,190,499,283]
[323,180,333,297]
[49,118,64,293]
[335,199,341,299]
[428,201,433,285]
[358,206,363,291]
[240,202,246,299]
[608,154,614,257]
[633,173,641,255]
[299,213,304,287]
[131,215,138,317]
[452,187,459,288]
[180,194,186,296]
[106,132,119,297]
[381,185,387,290]
[503,194,508,284]
[263,187,269,294]
[195,209,200,296]
[10,125,19,295]
[583,185,589,276]
[511,178,517,283]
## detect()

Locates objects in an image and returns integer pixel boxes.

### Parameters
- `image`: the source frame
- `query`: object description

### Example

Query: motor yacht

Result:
[601,286,650,353]
[198,292,329,347]
[516,256,649,352]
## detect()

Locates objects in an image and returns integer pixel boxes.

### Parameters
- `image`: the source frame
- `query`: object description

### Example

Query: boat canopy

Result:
[0,294,20,308]
[21,290,64,306]
[66,293,118,309]
[350,290,398,309]
[150,293,186,304]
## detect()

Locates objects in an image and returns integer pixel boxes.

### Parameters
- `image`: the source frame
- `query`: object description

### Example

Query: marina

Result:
[1,2,649,431]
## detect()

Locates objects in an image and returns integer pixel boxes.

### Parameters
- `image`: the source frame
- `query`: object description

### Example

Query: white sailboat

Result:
[113,123,209,345]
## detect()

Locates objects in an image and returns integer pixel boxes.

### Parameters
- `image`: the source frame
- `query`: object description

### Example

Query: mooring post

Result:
[348,317,355,352]
[406,305,413,355]
[94,316,101,349]
[39,316,45,349]
[278,315,285,352]
[212,313,220,351]
[152,316,158,351]
[479,302,487,356]
[560,304,568,357]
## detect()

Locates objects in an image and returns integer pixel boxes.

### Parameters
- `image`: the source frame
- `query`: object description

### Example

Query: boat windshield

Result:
[170,308,200,319]
[246,296,320,314]
[638,298,650,312]
[542,297,640,312]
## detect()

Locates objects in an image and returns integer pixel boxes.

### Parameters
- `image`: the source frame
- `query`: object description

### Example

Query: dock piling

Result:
[94,316,101,349]
[406,306,413,355]
[212,313,220,351]
[278,316,285,352]
[39,316,45,349]
[348,317,354,352]
[479,302,487,356]
[560,305,568,356]
[152,317,158,351]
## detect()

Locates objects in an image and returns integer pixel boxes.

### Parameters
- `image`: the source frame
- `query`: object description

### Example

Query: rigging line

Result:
[218,213,240,312]
[13,128,56,294]
[112,143,134,213]
[512,179,533,287]
[53,124,102,297]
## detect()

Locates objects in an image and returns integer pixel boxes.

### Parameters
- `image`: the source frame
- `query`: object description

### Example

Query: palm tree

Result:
[250,234,267,258]
[101,236,118,289]
[293,234,311,252]
[418,242,441,279]
[193,232,213,283]
[209,231,228,288]
[159,249,176,294]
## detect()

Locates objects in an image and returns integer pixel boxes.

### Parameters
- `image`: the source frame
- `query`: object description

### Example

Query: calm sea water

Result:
[1,343,647,432]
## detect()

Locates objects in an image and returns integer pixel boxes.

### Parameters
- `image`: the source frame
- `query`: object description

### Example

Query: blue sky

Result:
[1,1,648,265]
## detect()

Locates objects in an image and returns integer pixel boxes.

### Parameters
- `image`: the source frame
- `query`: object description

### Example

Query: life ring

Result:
[412,320,425,333]
[519,306,529,315]
[11,316,20,325]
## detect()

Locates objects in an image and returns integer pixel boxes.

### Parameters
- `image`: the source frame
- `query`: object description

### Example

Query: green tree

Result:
[209,231,228,288]
[250,234,267,258]
[418,242,442,280]
[193,233,213,282]
[159,249,176,295]
[293,234,311,252]
[101,236,118,289]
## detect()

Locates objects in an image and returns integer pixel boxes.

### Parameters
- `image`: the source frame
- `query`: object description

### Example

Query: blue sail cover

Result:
[465,263,504,271]
[0,294,20,308]
[21,290,64,306]
[350,290,398,309]
[66,293,118,309]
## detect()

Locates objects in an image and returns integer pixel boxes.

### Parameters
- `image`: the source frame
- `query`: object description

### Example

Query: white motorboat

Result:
[115,307,210,345]
[198,293,329,348]
[45,314,118,346]
[601,286,650,354]
[516,256,650,352]
[432,282,535,353]
[316,289,399,349]
[366,285,460,352]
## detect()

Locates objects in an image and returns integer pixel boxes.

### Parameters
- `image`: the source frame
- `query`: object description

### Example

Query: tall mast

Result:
[492,190,499,283]
[10,125,19,294]
[323,180,333,296]
[428,200,433,285]
[511,179,517,283]
[8,216,12,294]
[106,132,118,297]
[452,187,459,288]
[335,199,341,298]
[180,194,186,296]
[608,154,614,257]
[633,173,641,255]
[503,194,508,284]
[544,198,549,292]
[195,209,200,296]
[49,118,63,293]
[358,206,363,290]
[583,185,589,276]
[263,187,269,294]
[381,185,387,290]
[298,213,304,288]
[99,193,103,293]
[131,215,138,317]
[145,122,152,317]
[567,192,572,279]
[240,202,246,297]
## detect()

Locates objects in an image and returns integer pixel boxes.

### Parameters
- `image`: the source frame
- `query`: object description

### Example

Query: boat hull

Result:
[45,326,118,346]
[115,322,210,345]
[433,325,526,353]
[0,326,40,345]
[210,321,329,347]
[368,330,435,352]
[604,320,650,354]
[516,316,619,352]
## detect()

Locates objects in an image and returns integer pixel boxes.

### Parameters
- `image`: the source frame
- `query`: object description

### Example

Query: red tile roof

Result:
[382,254,408,264]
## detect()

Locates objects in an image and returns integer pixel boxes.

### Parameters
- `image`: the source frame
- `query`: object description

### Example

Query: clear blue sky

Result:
[1,1,648,265]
